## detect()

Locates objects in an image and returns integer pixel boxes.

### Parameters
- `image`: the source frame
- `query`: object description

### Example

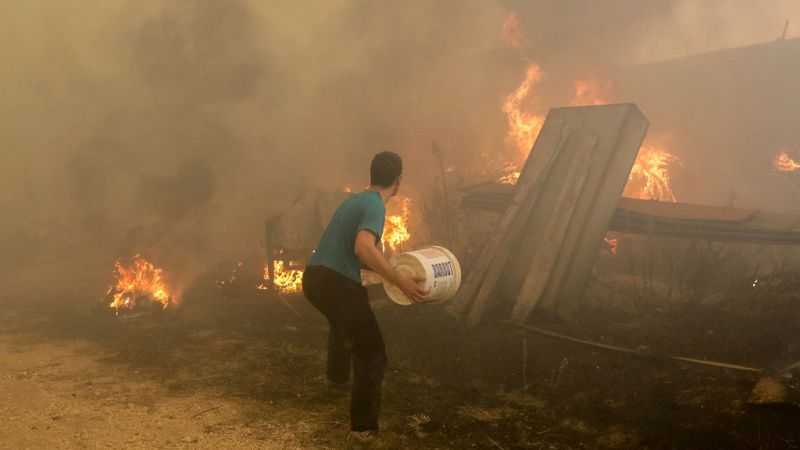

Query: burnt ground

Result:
[1,248,800,449]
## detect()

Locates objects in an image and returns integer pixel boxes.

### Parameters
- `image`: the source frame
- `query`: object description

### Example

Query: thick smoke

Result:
[2,0,799,274]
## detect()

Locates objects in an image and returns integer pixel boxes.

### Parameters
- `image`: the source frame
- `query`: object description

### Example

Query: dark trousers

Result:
[302,265,387,432]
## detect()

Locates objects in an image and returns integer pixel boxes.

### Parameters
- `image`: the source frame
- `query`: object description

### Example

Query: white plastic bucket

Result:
[383,246,462,305]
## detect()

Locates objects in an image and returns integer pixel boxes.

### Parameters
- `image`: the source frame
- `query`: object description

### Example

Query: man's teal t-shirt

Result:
[308,191,385,283]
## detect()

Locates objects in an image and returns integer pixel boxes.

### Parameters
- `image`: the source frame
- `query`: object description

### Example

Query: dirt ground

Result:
[2,249,800,449]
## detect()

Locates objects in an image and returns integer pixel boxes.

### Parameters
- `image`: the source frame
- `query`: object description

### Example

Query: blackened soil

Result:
[1,254,799,449]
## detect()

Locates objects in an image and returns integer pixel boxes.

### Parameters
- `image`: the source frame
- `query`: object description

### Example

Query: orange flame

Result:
[775,151,800,171]
[601,236,618,255]
[499,75,612,185]
[498,166,522,185]
[382,196,411,251]
[570,79,678,203]
[107,255,173,314]
[496,12,541,186]
[625,145,678,202]
[502,63,545,163]
[496,65,678,203]
[270,260,304,293]
[501,13,528,50]
[498,63,545,185]
[256,250,304,294]
[570,78,612,106]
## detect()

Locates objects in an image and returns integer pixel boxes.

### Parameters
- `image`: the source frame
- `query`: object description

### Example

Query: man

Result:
[302,151,428,447]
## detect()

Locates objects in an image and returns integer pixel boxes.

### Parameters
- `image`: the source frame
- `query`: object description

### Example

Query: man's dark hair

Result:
[370,151,402,187]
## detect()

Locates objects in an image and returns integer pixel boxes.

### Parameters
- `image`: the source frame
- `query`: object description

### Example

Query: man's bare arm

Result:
[354,230,428,302]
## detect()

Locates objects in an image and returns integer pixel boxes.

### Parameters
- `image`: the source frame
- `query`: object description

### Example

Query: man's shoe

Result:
[345,430,385,449]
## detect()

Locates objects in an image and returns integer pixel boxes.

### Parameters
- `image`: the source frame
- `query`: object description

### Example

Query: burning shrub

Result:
[107,254,175,314]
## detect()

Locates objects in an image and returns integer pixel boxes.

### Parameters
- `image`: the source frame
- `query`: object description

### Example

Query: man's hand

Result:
[354,230,430,303]
[396,274,428,303]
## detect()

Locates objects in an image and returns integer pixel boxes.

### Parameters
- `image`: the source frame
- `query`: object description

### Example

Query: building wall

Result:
[614,37,800,213]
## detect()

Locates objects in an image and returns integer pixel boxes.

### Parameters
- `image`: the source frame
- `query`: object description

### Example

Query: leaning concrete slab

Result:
[453,104,649,325]
[535,105,649,317]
